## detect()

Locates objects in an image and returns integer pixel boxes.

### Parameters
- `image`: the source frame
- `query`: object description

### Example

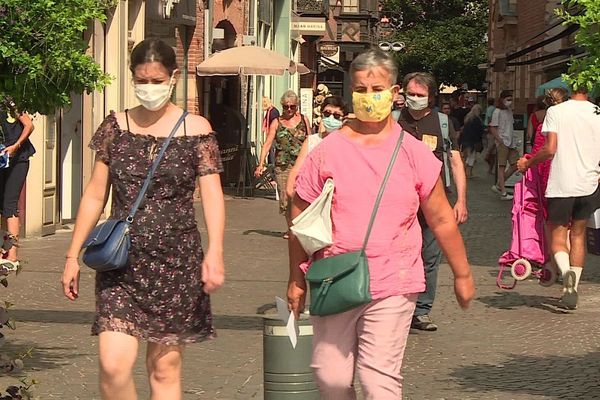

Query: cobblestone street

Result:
[1,160,599,399]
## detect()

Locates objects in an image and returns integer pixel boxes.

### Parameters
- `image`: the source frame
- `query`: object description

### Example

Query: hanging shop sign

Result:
[291,17,327,36]
[319,42,340,63]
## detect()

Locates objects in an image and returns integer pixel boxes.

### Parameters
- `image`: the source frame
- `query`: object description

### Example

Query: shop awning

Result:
[536,76,599,98]
[536,77,570,96]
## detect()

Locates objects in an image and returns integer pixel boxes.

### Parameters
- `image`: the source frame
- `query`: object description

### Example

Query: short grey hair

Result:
[349,48,398,86]
[280,90,299,105]
[402,72,437,98]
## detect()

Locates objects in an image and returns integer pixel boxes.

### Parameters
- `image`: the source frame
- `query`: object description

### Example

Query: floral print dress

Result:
[88,112,223,345]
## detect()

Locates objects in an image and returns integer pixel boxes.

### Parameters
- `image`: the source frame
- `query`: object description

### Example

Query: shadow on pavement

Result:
[11,309,94,324]
[1,341,90,373]
[10,309,266,331]
[242,229,285,238]
[451,351,600,399]
[477,292,572,314]
[213,314,263,330]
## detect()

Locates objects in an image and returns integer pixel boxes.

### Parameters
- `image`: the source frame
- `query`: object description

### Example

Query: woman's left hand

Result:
[201,249,225,294]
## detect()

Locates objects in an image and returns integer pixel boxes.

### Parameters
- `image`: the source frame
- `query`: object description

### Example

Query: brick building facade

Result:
[486,0,579,116]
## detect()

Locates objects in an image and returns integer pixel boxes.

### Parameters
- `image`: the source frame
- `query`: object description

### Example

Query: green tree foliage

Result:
[0,0,116,114]
[557,0,600,92]
[380,0,488,89]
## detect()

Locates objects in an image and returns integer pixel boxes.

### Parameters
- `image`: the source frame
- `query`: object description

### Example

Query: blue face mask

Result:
[322,115,343,132]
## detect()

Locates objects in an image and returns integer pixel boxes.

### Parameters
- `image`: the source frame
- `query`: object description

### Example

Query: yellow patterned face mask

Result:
[352,89,393,122]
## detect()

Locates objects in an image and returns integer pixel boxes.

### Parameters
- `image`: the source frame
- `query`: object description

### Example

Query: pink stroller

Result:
[496,161,557,289]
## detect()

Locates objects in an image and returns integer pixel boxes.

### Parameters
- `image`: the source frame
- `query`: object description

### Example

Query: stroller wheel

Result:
[539,265,558,287]
[511,259,532,281]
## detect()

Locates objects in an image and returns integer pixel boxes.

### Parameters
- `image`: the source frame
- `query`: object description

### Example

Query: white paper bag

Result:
[290,178,334,255]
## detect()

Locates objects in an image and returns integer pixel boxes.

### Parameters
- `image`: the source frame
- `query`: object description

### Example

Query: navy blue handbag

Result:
[82,111,188,272]
[0,145,10,169]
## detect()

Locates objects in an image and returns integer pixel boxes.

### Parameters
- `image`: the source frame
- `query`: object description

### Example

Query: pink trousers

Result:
[310,294,417,399]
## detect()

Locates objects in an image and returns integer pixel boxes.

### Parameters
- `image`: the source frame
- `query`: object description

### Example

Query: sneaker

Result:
[411,315,438,331]
[561,270,578,310]
[500,192,513,200]
[491,184,501,194]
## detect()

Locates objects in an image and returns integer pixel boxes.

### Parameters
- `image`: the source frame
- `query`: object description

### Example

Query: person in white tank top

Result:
[286,96,347,198]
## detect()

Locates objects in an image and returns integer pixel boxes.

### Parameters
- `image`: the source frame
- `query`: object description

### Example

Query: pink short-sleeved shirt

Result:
[295,124,441,299]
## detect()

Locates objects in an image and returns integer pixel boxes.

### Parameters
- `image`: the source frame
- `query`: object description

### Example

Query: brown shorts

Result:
[275,165,292,214]
[496,142,519,167]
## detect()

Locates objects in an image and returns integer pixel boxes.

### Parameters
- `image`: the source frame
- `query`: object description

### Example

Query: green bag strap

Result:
[361,128,406,251]
[437,112,452,188]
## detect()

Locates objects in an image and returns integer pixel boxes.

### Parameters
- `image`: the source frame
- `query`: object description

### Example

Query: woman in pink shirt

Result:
[287,49,475,399]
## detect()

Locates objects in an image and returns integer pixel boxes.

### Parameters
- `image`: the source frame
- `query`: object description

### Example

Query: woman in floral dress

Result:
[61,39,225,399]
[254,90,310,237]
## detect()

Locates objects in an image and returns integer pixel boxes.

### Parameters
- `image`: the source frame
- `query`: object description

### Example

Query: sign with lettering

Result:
[220,144,239,163]
[291,17,326,36]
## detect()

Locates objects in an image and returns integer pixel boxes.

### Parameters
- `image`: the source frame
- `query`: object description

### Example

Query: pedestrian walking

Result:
[526,95,547,148]
[261,96,280,166]
[481,97,497,175]
[398,72,469,332]
[529,88,568,202]
[441,101,461,133]
[490,90,518,200]
[254,90,310,238]
[287,48,475,399]
[517,85,600,310]
[0,102,35,267]
[460,104,485,179]
[286,95,346,198]
[61,38,225,399]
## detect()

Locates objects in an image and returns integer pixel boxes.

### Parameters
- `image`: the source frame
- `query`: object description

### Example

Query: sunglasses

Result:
[282,104,297,110]
[322,110,343,120]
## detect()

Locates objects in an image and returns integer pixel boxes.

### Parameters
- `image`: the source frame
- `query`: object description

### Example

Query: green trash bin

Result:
[263,314,319,399]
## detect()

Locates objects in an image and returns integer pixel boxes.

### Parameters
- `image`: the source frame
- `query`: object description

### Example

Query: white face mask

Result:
[406,94,429,111]
[134,76,175,111]
[503,99,513,108]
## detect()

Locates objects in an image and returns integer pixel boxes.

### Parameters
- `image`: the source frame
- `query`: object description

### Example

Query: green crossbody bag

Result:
[305,129,406,316]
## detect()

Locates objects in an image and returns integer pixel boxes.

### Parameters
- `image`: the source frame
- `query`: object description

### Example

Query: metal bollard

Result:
[263,314,319,399]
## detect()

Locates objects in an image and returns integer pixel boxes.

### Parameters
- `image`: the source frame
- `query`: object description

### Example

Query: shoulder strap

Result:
[125,109,131,133]
[126,111,188,222]
[437,112,451,188]
[361,129,406,250]
[437,112,449,145]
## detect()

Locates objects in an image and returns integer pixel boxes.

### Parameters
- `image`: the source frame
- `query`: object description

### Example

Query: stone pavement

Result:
[0,159,600,399]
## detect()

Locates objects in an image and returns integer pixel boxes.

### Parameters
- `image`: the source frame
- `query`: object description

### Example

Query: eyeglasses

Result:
[282,104,297,110]
[322,110,344,120]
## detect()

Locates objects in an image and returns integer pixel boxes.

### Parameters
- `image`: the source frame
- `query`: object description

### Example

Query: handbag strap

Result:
[126,111,188,222]
[361,128,406,250]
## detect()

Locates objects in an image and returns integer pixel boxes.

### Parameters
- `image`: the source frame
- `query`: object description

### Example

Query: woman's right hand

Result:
[254,164,265,178]
[287,278,307,318]
[62,258,81,301]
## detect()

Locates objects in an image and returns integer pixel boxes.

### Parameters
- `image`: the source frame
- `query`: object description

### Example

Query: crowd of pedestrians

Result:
[31,36,597,399]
